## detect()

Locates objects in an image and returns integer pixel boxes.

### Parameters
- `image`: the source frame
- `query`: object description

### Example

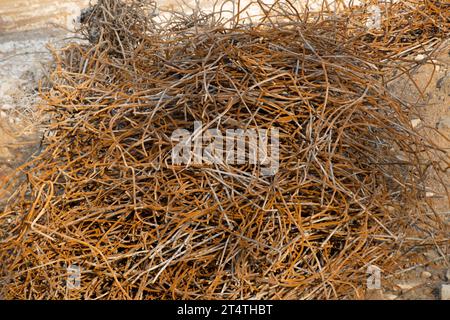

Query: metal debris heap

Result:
[0,0,448,299]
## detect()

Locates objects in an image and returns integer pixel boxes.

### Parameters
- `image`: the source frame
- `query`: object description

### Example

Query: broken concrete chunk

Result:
[411,118,421,128]
[414,54,427,62]
[384,293,398,300]
[395,282,419,292]
[441,284,450,300]
[0,104,13,111]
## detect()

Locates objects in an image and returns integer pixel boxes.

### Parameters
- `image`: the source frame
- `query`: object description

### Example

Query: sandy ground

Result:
[0,27,448,300]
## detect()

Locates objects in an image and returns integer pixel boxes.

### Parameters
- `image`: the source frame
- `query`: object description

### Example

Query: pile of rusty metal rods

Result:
[0,0,448,299]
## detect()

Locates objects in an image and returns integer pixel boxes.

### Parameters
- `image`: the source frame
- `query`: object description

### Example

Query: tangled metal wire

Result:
[0,0,448,299]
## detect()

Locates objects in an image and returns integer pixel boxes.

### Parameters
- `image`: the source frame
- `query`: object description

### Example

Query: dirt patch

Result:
[369,42,450,300]
[0,29,68,207]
